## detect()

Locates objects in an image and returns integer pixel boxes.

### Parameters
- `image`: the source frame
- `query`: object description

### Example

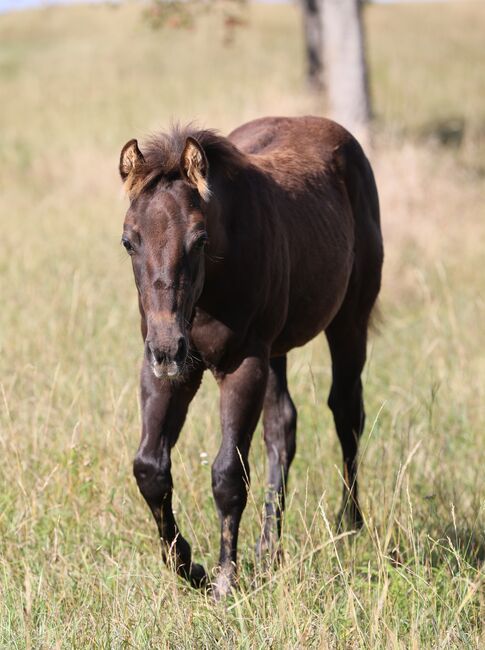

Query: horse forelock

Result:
[124,124,245,200]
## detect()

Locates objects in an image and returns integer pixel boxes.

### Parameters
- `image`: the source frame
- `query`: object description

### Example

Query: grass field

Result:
[0,1,484,647]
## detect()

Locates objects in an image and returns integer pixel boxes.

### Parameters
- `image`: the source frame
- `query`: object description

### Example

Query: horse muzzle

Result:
[146,336,188,379]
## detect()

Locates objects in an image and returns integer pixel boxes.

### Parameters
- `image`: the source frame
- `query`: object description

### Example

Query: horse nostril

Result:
[175,337,187,363]
[148,341,166,365]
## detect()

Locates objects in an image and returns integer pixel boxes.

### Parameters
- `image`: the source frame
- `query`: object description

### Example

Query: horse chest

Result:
[190,312,246,370]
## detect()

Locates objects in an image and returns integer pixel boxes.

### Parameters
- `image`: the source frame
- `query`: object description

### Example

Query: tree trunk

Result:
[321,0,371,144]
[300,0,324,92]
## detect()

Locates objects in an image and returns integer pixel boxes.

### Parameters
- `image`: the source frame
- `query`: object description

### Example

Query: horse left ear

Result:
[119,139,144,183]
[180,137,210,202]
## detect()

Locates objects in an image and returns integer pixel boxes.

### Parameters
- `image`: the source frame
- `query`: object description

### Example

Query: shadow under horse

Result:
[119,115,384,599]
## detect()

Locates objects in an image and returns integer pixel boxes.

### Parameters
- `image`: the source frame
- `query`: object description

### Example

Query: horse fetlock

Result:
[212,563,236,601]
[337,498,364,532]
[160,529,209,589]
[256,525,279,559]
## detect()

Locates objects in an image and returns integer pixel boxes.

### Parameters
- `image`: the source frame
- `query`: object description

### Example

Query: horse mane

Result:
[125,124,247,199]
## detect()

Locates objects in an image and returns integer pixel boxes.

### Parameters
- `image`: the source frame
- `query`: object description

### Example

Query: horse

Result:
[119,115,383,599]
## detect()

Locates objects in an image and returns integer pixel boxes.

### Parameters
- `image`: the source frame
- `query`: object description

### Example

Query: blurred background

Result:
[0,0,484,647]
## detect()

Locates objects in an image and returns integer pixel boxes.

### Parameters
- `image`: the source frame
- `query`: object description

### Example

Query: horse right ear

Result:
[119,139,144,183]
[180,137,211,202]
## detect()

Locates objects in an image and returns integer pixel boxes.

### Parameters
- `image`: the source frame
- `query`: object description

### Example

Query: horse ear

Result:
[180,137,210,202]
[119,139,144,182]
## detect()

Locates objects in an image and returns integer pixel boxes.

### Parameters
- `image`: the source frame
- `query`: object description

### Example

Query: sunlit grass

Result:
[0,1,484,648]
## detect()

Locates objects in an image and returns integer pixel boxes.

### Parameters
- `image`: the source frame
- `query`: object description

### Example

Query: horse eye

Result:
[122,237,134,254]
[194,235,208,251]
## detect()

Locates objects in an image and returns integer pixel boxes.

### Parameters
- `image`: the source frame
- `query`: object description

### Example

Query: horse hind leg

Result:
[256,355,297,562]
[325,317,369,530]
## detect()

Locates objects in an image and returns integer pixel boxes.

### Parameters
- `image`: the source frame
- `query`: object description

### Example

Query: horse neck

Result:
[203,164,274,290]
[203,179,236,278]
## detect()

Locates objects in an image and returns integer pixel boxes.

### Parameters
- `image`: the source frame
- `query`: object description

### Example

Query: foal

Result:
[119,116,383,598]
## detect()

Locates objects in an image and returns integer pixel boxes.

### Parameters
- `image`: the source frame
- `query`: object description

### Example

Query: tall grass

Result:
[0,2,484,647]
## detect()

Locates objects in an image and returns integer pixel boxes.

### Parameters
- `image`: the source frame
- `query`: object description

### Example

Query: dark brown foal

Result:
[119,116,383,598]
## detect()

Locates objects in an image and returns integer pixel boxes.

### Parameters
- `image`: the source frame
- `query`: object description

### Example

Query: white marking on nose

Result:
[166,361,179,377]
[152,364,165,379]
[151,361,180,379]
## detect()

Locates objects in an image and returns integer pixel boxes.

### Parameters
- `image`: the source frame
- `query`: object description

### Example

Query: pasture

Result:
[0,1,484,647]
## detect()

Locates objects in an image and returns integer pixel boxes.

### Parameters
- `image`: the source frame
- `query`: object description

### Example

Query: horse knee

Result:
[133,453,172,506]
[212,454,248,516]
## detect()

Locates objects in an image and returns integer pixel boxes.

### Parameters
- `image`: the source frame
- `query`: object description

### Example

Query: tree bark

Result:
[300,0,324,91]
[321,0,371,144]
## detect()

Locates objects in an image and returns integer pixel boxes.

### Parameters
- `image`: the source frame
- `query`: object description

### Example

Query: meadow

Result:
[0,1,484,647]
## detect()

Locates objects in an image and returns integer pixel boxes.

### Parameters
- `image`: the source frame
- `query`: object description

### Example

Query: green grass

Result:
[0,2,484,647]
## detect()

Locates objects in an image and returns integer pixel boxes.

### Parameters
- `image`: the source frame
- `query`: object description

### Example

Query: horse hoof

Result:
[188,562,209,589]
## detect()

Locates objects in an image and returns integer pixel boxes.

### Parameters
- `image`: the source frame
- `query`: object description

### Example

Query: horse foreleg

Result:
[211,351,269,599]
[133,358,207,588]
